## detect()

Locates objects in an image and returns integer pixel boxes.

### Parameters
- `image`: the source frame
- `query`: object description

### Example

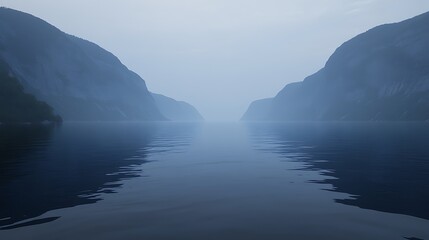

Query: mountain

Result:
[0,60,61,123]
[0,7,166,121]
[151,93,204,121]
[243,11,429,121]
[241,98,273,121]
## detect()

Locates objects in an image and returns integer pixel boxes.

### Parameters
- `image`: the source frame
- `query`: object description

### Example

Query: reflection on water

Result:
[246,122,429,220]
[0,122,428,240]
[0,123,198,229]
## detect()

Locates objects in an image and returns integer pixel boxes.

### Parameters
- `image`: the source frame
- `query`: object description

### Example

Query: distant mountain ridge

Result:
[243,11,429,121]
[151,93,204,122]
[0,7,202,122]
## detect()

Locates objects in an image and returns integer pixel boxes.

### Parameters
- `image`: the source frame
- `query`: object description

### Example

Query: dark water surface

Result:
[0,122,428,240]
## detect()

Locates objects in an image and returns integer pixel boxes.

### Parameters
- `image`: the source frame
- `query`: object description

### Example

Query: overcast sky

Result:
[2,0,429,120]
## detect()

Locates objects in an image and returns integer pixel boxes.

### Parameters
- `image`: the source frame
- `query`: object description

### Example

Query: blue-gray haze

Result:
[2,0,429,120]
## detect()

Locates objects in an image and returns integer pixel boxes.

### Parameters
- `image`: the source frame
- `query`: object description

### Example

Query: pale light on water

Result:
[0,123,428,239]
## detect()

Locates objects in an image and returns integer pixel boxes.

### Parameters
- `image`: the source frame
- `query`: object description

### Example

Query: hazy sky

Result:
[2,0,429,120]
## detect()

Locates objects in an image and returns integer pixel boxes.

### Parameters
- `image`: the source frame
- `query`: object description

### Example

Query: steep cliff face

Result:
[0,8,164,121]
[151,93,204,122]
[243,11,429,121]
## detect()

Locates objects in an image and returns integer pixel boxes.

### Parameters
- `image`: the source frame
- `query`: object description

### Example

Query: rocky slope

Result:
[0,60,61,123]
[0,8,201,121]
[243,11,429,121]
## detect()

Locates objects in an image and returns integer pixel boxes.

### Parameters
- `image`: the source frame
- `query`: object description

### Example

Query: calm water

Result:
[0,122,428,240]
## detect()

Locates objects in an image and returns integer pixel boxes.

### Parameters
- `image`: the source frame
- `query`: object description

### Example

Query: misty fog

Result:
[2,0,429,120]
